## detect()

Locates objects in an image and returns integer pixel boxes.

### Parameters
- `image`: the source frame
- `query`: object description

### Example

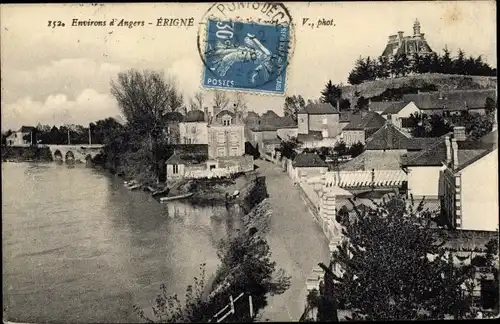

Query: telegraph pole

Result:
[67,128,71,145]
[88,124,92,145]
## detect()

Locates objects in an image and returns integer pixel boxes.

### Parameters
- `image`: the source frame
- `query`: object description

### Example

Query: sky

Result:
[1,1,496,130]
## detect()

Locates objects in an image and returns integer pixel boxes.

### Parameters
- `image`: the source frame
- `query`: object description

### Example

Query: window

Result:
[191,126,196,133]
[401,117,416,128]
[222,116,232,126]
[173,164,179,174]
[230,132,238,143]
[231,147,238,156]
[217,147,225,157]
[217,132,225,144]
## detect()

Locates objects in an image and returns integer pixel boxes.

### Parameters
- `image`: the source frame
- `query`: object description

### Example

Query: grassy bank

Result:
[1,145,53,162]
[341,73,497,102]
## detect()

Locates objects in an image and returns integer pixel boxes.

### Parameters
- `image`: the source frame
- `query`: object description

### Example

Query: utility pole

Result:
[67,128,71,145]
[88,124,92,145]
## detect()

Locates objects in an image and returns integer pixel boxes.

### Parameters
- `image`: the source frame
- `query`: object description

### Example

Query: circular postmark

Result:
[197,2,295,93]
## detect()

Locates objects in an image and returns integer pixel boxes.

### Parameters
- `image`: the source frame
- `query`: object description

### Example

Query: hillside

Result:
[341,74,497,103]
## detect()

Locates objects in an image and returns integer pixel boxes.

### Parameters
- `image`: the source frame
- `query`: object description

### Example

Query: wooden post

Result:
[249,295,254,319]
[67,129,70,145]
[88,124,92,145]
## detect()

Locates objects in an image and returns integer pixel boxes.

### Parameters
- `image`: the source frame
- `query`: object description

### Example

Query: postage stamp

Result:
[197,2,295,95]
[202,19,290,94]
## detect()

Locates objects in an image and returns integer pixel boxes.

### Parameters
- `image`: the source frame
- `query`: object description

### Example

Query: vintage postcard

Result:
[1,1,498,323]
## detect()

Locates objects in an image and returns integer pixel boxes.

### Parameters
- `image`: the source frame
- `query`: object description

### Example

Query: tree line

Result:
[348,48,497,85]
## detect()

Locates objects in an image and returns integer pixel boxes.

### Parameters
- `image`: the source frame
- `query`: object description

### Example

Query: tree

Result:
[440,47,453,74]
[1,130,13,145]
[213,90,230,111]
[232,92,248,121]
[320,80,342,108]
[278,138,299,160]
[376,56,390,79]
[333,141,347,156]
[348,142,364,158]
[355,97,370,112]
[309,196,481,321]
[189,91,205,111]
[453,49,466,75]
[485,97,497,115]
[283,95,306,122]
[137,227,291,322]
[110,69,184,183]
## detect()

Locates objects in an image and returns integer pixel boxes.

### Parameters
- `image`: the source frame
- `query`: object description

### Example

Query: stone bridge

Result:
[44,144,104,162]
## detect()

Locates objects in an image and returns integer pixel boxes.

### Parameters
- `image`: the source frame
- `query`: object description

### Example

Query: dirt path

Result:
[253,160,331,321]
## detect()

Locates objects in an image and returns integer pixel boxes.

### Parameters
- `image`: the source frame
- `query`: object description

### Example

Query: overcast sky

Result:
[1,1,496,130]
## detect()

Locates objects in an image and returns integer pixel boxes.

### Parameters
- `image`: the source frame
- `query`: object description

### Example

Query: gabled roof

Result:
[456,144,496,172]
[365,123,411,150]
[382,101,411,115]
[402,140,447,167]
[297,131,323,142]
[184,109,206,122]
[298,102,338,115]
[382,37,433,58]
[292,152,328,168]
[164,111,184,122]
[403,90,496,111]
[245,111,259,119]
[249,114,297,132]
[216,110,236,118]
[369,101,402,113]
[165,145,209,165]
[343,112,386,131]
[19,126,35,133]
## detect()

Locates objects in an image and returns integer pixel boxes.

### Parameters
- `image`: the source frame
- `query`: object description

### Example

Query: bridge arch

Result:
[65,151,75,162]
[53,150,63,161]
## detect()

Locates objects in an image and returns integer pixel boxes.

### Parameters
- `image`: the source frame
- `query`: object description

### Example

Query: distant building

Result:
[403,89,496,115]
[381,101,421,130]
[341,111,386,145]
[6,126,35,146]
[381,19,434,59]
[207,109,245,158]
[164,111,184,144]
[179,110,209,144]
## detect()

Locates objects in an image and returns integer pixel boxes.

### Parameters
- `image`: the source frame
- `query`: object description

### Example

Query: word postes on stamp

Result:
[197,2,295,95]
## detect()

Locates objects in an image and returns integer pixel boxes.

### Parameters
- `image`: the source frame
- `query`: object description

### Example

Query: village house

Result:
[340,111,386,145]
[340,120,439,171]
[368,100,401,115]
[402,89,496,115]
[207,109,245,158]
[291,152,328,182]
[165,144,209,180]
[164,111,184,144]
[381,101,421,130]
[179,109,209,144]
[297,102,341,147]
[440,131,498,232]
[6,126,35,146]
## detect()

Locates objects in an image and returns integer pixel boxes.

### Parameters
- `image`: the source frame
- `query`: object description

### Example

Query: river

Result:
[2,162,243,323]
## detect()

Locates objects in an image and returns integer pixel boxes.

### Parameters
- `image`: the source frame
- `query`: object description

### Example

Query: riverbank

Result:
[1,145,53,162]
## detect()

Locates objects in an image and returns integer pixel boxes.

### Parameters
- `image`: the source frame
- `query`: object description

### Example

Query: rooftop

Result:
[343,112,387,131]
[164,111,184,122]
[369,101,402,113]
[403,89,496,111]
[184,109,206,123]
[297,130,323,142]
[382,101,411,115]
[19,126,36,133]
[298,102,338,115]
[293,152,328,168]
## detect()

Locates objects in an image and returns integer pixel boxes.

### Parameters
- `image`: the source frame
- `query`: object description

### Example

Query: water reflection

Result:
[2,162,242,323]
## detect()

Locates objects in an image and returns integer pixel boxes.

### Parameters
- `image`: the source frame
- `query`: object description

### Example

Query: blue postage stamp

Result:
[202,19,290,94]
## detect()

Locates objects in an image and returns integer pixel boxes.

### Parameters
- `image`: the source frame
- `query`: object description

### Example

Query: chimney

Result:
[453,126,466,141]
[451,138,459,169]
[397,31,404,45]
[445,136,451,164]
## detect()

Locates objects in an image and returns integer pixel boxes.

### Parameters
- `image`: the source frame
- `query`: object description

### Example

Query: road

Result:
[254,159,331,321]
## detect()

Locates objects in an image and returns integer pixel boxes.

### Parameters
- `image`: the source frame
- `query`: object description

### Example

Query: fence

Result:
[208,293,254,323]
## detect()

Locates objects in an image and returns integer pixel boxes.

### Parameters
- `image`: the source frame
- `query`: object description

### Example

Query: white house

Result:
[179,110,208,144]
[439,130,498,232]
[6,126,35,146]
[381,101,420,130]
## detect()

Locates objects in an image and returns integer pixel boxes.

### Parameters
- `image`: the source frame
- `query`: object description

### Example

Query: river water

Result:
[2,162,242,323]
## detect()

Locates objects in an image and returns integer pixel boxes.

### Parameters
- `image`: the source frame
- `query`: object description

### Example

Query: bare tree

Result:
[212,90,230,111]
[232,92,248,120]
[189,91,205,111]
[110,69,184,183]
